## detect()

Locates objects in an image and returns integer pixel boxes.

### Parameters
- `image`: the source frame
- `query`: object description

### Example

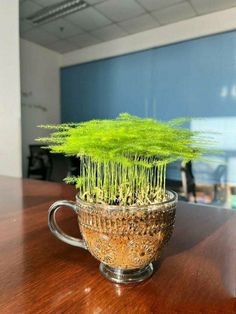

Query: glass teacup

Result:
[48,190,177,283]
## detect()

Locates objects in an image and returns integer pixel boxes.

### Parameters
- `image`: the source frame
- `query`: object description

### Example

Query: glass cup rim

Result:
[75,190,178,211]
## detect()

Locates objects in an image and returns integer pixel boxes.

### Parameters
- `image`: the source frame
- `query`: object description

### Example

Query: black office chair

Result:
[67,156,81,177]
[166,161,197,202]
[212,164,227,203]
[47,154,81,182]
[180,161,197,202]
[27,144,52,180]
[27,145,81,182]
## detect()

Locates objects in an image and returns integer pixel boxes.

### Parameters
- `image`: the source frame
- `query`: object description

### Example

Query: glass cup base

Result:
[99,263,153,284]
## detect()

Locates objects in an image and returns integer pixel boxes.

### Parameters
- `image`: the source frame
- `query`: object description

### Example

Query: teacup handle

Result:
[48,200,87,249]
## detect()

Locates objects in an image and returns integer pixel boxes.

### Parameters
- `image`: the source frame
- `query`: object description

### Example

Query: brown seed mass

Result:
[78,200,176,269]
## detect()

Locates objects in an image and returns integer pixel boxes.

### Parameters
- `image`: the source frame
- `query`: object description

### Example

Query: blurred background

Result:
[1,0,236,208]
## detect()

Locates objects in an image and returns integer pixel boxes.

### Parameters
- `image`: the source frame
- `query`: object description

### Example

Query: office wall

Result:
[61,30,236,183]
[61,30,236,122]
[0,1,22,177]
[20,39,61,177]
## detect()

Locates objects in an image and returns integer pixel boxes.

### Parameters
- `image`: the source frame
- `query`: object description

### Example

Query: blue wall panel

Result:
[61,30,236,122]
[61,31,236,184]
[61,49,154,121]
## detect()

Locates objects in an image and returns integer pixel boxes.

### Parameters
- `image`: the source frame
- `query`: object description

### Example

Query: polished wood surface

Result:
[0,176,236,313]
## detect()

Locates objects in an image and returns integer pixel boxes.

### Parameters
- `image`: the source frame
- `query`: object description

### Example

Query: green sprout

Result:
[37,113,216,206]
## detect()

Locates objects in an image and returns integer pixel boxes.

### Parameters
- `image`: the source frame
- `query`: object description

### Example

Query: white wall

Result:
[0,1,22,177]
[63,7,236,67]
[20,39,61,177]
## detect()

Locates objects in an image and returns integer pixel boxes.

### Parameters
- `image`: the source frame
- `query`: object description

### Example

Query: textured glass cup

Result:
[48,190,177,283]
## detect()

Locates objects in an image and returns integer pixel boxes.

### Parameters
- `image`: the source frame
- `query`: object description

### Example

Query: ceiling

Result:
[20,0,236,54]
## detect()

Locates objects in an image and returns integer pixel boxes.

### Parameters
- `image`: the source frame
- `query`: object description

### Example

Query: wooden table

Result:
[0,177,236,313]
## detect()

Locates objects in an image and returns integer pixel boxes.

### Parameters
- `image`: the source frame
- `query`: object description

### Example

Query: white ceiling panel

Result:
[21,28,58,45]
[119,14,159,34]
[46,40,78,53]
[152,2,196,25]
[136,0,184,12]
[20,0,236,54]
[20,0,42,19]
[33,0,62,6]
[190,0,236,15]
[68,32,101,48]
[66,7,111,31]
[86,0,106,4]
[95,0,145,22]
[91,24,127,41]
[42,18,84,39]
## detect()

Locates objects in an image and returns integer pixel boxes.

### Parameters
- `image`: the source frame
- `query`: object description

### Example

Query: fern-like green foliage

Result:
[37,113,216,205]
